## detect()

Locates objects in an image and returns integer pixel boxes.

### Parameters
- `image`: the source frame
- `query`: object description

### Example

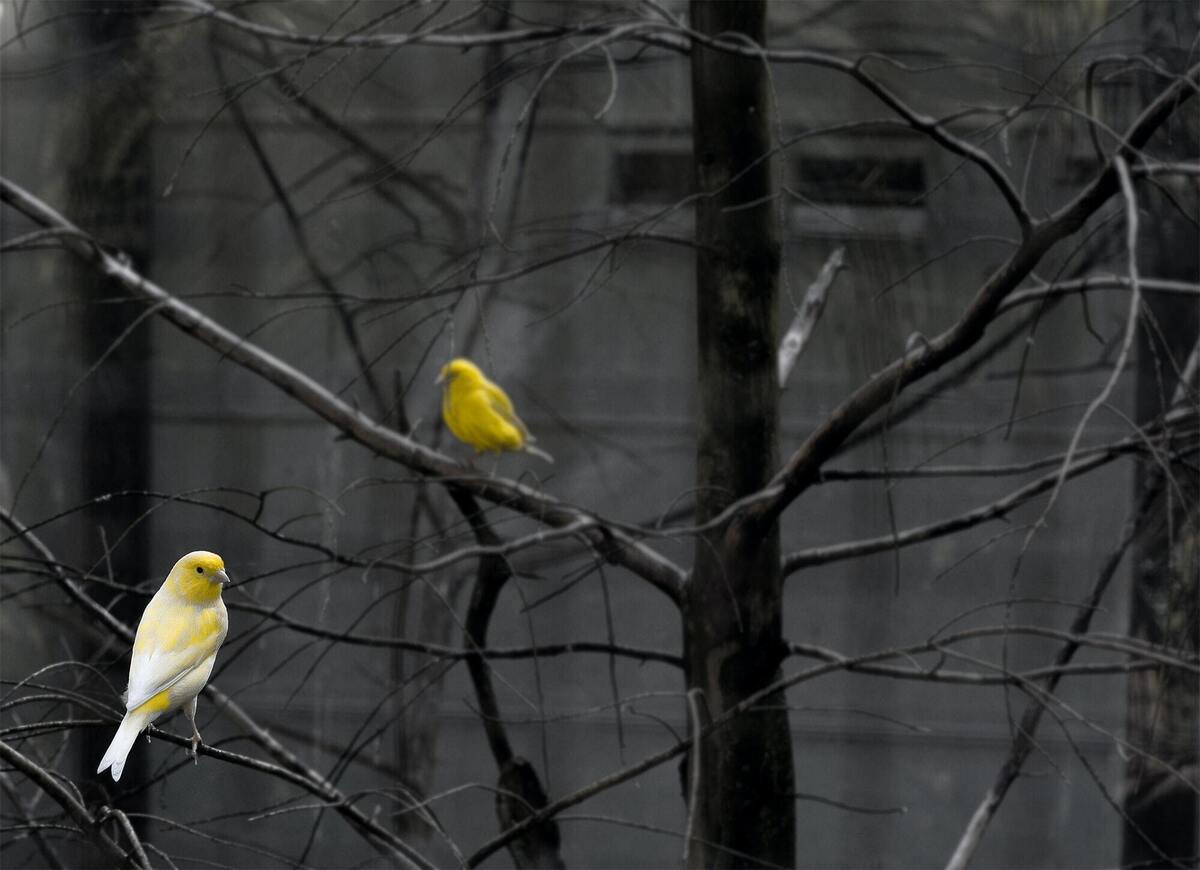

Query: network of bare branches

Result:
[1,2,1198,868]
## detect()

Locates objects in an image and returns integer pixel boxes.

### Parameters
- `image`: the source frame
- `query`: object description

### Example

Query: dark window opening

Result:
[610,149,693,204]
[790,155,925,206]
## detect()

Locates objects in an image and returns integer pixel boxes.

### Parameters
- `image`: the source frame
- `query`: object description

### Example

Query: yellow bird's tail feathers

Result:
[97,711,147,781]
[523,444,554,464]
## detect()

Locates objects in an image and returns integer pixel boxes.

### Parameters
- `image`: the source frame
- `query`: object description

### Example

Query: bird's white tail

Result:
[96,712,146,781]
[523,444,554,464]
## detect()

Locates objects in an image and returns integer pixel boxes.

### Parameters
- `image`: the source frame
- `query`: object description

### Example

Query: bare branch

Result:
[644,29,1036,230]
[464,616,1197,867]
[750,61,1200,531]
[0,175,685,601]
[681,688,706,868]
[778,246,845,388]
[0,507,435,870]
[101,808,152,870]
[999,276,1199,314]
[1133,161,1200,177]
[0,740,136,869]
[944,486,1157,869]
[0,771,66,869]
[451,490,566,869]
[216,42,387,414]
[819,424,1196,482]
[174,0,631,49]
[782,438,1151,574]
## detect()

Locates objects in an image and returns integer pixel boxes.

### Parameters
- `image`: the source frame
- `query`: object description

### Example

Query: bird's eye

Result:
[196,566,204,574]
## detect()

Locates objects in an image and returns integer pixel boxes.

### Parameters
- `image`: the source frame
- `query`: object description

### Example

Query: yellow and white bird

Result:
[436,357,553,463]
[97,551,230,781]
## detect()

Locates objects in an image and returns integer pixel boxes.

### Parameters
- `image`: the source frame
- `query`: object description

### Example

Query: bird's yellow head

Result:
[436,357,484,386]
[167,550,229,602]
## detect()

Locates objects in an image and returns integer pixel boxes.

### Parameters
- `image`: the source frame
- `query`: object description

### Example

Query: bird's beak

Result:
[435,370,446,385]
[214,568,230,587]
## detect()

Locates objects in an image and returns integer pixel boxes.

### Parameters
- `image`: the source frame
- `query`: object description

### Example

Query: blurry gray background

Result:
[2,2,1197,868]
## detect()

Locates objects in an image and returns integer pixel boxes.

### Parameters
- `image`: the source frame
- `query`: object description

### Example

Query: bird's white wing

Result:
[481,384,533,440]
[125,591,227,712]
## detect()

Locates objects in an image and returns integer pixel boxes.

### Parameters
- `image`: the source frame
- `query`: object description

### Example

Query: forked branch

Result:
[750,61,1199,532]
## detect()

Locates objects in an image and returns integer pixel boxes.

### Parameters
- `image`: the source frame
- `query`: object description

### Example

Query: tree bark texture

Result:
[1122,7,1200,865]
[454,492,564,870]
[686,2,794,867]
[67,6,156,860]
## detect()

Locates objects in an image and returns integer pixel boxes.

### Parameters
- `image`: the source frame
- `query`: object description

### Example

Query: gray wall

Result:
[1,3,1162,867]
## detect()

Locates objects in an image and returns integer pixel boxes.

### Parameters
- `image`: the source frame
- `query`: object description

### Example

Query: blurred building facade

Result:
[2,2,1194,867]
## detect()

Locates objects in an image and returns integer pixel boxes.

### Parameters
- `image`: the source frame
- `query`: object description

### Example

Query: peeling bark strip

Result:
[778,247,845,387]
[687,2,794,867]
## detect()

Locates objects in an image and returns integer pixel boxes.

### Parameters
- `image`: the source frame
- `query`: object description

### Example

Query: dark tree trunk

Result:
[454,492,564,870]
[1121,7,1200,867]
[685,2,794,866]
[66,4,156,862]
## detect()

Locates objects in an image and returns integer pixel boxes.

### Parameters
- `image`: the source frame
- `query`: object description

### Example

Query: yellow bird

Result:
[436,357,553,463]
[97,551,230,781]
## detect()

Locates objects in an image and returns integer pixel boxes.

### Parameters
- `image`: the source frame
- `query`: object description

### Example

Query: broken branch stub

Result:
[778,246,846,388]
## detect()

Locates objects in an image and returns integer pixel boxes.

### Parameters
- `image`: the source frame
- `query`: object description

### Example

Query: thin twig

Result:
[0,507,434,870]
[752,61,1199,531]
[944,485,1156,870]
[681,688,705,869]
[0,740,133,868]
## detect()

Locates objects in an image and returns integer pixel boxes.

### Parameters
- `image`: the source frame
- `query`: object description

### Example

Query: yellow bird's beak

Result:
[435,368,448,385]
[214,568,230,586]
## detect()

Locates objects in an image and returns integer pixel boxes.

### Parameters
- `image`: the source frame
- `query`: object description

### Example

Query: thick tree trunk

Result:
[67,5,156,863]
[1122,7,1200,865]
[1124,464,1199,869]
[685,3,794,867]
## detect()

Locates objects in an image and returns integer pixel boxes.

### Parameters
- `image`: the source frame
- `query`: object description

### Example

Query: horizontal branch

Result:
[176,0,639,48]
[782,426,1196,574]
[818,427,1193,482]
[999,275,1200,314]
[1132,161,1200,177]
[230,597,682,665]
[3,500,685,665]
[788,645,1162,686]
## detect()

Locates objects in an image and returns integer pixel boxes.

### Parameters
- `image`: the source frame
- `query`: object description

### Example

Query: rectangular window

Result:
[610,148,693,205]
[787,146,927,239]
[790,155,925,206]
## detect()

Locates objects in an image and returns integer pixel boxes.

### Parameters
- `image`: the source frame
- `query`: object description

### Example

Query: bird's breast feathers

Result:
[126,592,227,713]
[444,380,527,452]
